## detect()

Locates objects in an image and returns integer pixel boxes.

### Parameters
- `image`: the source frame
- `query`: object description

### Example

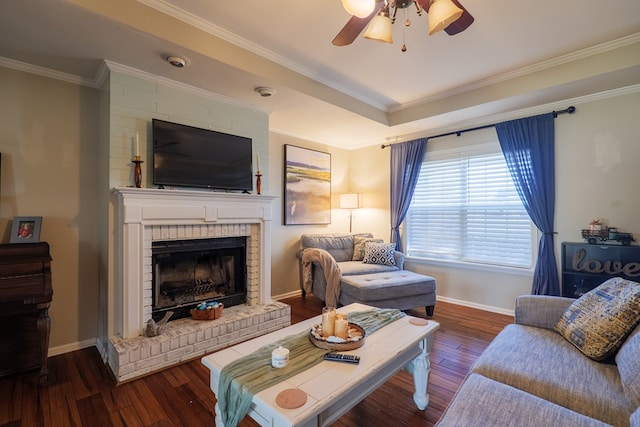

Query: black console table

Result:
[561,242,640,298]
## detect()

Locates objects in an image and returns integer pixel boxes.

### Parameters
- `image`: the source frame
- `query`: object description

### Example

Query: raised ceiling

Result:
[1,0,640,148]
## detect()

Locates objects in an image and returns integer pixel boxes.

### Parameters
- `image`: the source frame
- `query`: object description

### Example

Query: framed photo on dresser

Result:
[10,216,42,243]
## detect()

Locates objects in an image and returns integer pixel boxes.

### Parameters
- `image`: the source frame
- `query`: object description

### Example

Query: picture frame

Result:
[10,216,43,243]
[284,145,331,225]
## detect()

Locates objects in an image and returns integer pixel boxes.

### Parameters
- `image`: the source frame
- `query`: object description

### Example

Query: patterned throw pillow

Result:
[362,242,396,266]
[554,277,640,361]
[352,237,383,261]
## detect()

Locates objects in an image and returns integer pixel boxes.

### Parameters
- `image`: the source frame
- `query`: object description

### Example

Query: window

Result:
[405,142,532,269]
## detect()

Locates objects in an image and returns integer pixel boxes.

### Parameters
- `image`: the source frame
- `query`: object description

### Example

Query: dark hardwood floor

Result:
[0,296,513,427]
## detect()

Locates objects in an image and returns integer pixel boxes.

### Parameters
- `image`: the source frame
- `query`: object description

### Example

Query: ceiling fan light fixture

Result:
[427,0,464,35]
[363,6,393,44]
[341,0,376,18]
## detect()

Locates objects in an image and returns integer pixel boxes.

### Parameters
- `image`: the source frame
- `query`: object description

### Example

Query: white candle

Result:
[271,346,289,368]
[334,314,349,340]
[135,132,140,157]
[321,307,336,338]
[257,153,261,172]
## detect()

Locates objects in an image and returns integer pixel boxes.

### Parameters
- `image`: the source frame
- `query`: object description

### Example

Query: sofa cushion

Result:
[338,261,398,276]
[352,236,383,261]
[340,271,436,303]
[362,242,396,266]
[616,325,640,408]
[300,234,352,262]
[554,277,640,361]
[436,373,612,427]
[471,324,632,426]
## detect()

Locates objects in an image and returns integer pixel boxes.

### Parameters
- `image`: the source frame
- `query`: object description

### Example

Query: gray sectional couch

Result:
[437,294,640,427]
[296,233,436,315]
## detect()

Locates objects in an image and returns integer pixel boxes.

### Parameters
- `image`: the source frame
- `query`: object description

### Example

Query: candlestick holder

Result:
[256,172,262,195]
[132,156,143,188]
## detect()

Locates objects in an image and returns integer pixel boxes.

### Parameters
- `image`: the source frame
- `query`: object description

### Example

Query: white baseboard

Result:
[48,338,97,357]
[272,290,303,300]
[273,290,514,317]
[436,295,515,317]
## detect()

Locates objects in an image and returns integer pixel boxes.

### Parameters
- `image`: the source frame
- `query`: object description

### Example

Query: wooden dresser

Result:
[0,242,53,385]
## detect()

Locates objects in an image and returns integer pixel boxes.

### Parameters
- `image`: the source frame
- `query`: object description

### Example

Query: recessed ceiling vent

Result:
[255,87,276,97]
[167,56,188,68]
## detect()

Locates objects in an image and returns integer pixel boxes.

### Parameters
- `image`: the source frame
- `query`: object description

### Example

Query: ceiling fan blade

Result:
[444,0,474,35]
[332,2,383,46]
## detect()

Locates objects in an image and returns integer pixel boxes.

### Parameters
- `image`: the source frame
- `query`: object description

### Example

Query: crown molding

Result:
[0,56,99,88]
[391,33,640,113]
[384,83,640,146]
[137,0,388,111]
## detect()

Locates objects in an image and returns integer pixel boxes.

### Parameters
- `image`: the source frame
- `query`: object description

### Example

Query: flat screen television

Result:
[152,119,253,191]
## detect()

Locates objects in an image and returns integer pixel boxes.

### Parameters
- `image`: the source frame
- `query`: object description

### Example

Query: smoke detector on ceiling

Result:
[254,87,276,97]
[167,56,188,68]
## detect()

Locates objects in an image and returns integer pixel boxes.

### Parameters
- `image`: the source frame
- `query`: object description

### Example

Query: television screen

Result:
[152,119,253,191]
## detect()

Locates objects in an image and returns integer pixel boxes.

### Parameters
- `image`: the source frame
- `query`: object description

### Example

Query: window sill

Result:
[404,256,535,277]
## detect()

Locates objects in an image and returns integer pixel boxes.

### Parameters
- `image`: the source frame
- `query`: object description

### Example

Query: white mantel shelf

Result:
[112,187,277,225]
[111,187,278,339]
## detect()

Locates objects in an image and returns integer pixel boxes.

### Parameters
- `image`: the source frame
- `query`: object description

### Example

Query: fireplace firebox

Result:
[152,237,247,321]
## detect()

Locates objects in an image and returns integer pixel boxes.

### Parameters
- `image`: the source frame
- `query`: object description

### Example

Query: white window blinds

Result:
[406,151,532,269]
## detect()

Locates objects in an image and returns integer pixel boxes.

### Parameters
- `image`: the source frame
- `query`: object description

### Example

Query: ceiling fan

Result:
[333,0,474,48]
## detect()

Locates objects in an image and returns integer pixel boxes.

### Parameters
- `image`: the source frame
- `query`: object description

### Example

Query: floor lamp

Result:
[340,193,360,233]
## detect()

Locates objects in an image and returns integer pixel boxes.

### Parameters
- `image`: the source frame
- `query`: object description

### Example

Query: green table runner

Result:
[218,308,406,427]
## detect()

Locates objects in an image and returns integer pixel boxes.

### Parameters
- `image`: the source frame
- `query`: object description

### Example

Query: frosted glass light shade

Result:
[364,14,393,43]
[428,0,464,35]
[342,0,376,18]
[340,193,360,209]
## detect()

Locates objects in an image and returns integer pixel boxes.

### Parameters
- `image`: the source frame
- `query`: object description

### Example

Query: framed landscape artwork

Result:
[284,145,331,225]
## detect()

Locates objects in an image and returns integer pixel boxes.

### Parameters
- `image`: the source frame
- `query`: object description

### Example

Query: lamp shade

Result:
[428,0,464,35]
[340,193,360,209]
[341,0,376,18]
[363,8,393,44]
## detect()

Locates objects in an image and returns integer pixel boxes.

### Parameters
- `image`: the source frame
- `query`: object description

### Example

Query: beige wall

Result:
[2,61,638,353]
[368,91,640,313]
[0,67,100,353]
[267,91,640,314]
[268,134,352,297]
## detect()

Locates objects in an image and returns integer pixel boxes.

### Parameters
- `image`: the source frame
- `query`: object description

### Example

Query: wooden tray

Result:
[309,323,365,351]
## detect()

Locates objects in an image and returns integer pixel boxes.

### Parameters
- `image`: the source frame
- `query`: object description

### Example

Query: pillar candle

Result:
[321,307,336,338]
[334,314,349,340]
[135,132,140,157]
[257,153,261,172]
[271,346,289,368]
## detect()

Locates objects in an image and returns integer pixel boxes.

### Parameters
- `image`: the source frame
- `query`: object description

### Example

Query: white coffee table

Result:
[201,303,440,427]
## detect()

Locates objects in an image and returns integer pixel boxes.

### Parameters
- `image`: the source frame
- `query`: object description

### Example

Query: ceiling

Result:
[1,0,640,149]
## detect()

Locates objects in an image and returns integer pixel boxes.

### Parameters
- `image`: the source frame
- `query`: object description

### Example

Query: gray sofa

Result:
[437,294,640,427]
[296,233,436,316]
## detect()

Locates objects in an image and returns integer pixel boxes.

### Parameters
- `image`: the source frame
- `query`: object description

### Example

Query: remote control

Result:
[323,353,360,364]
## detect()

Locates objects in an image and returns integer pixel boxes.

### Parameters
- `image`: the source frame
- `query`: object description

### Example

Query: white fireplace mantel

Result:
[112,187,277,339]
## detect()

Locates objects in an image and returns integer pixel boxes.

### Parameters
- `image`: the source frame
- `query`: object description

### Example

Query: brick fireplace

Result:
[108,188,290,382]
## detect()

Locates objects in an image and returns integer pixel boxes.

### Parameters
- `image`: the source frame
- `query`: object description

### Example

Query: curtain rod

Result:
[381,106,576,149]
